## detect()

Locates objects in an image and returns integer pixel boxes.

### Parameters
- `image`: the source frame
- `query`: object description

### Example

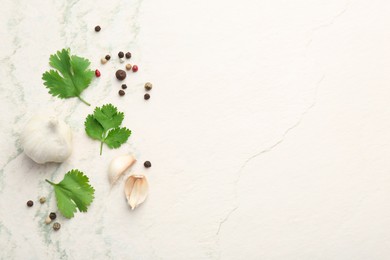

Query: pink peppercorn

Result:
[95,69,101,77]
[132,65,138,72]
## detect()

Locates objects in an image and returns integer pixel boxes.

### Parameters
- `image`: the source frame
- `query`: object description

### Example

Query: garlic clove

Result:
[124,175,149,210]
[108,155,136,185]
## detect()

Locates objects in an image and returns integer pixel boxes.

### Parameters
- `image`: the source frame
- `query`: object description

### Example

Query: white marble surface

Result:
[1,0,390,259]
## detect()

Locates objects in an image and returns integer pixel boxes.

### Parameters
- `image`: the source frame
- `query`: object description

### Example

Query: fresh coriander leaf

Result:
[85,114,104,140]
[45,169,95,219]
[93,104,124,130]
[84,103,132,155]
[105,127,131,148]
[42,48,94,106]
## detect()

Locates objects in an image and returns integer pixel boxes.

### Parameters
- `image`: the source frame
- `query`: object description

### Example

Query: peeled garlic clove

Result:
[21,114,72,164]
[108,155,136,185]
[124,175,149,210]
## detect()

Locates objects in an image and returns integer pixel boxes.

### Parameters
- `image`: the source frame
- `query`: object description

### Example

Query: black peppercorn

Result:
[144,161,152,168]
[125,52,131,59]
[119,90,125,96]
[144,93,150,100]
[118,51,124,58]
[115,70,127,80]
[121,84,127,89]
[94,26,101,32]
[49,212,57,220]
[105,54,111,61]
[27,200,33,207]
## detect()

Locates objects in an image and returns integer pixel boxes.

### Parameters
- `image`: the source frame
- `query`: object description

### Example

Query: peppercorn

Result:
[94,26,101,32]
[27,200,33,207]
[125,64,132,71]
[101,58,107,64]
[39,197,46,204]
[121,84,127,89]
[95,69,101,77]
[115,70,126,80]
[49,212,57,220]
[144,82,153,91]
[119,90,125,96]
[118,51,124,58]
[132,65,138,72]
[105,54,111,61]
[125,52,131,59]
[144,93,150,100]
[119,58,125,63]
[53,222,61,231]
[144,161,152,168]
[45,216,52,224]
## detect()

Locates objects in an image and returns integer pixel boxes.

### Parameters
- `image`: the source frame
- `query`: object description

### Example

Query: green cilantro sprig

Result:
[46,169,95,219]
[85,104,131,155]
[42,48,94,106]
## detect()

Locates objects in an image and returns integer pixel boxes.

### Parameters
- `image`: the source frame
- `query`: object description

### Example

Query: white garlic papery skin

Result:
[108,155,136,185]
[21,114,72,164]
[125,175,149,210]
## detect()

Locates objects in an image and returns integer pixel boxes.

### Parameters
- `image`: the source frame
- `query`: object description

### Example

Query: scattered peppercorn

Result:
[49,212,57,220]
[45,216,52,224]
[27,200,33,207]
[144,93,150,100]
[118,51,124,58]
[53,222,61,231]
[119,58,125,63]
[144,161,152,168]
[115,70,126,80]
[132,65,138,72]
[101,58,107,64]
[125,52,131,59]
[94,26,101,32]
[39,197,46,204]
[144,82,153,91]
[119,90,125,96]
[125,64,132,71]
[95,69,101,77]
[121,84,127,89]
[105,54,111,61]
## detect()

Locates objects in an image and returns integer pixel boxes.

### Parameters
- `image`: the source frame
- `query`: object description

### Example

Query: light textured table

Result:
[1,0,390,259]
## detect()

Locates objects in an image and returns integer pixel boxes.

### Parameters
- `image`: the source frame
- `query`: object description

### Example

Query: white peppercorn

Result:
[144,82,153,91]
[53,222,61,231]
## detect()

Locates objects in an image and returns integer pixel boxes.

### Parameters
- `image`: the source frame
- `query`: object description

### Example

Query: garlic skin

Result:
[124,175,149,210]
[21,114,72,164]
[108,155,136,185]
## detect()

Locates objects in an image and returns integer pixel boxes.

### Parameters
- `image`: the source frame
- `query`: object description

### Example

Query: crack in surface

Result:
[305,1,351,50]
[216,3,351,250]
[215,74,325,245]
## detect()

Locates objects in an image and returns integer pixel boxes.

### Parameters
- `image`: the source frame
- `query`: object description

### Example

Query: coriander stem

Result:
[100,142,103,155]
[77,96,91,106]
[45,179,56,186]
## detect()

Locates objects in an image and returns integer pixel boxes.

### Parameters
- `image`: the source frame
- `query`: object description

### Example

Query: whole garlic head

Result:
[21,114,72,164]
[125,175,149,210]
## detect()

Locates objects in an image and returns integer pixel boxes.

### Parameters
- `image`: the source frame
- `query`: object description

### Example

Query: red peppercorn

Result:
[95,69,101,77]
[132,65,138,72]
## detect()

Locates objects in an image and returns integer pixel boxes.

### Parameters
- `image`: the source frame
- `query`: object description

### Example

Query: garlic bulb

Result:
[21,114,72,164]
[124,175,149,210]
[108,155,136,185]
